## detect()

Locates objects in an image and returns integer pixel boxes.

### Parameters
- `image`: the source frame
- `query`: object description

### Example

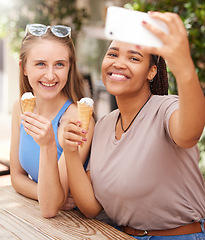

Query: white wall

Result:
[3,39,19,114]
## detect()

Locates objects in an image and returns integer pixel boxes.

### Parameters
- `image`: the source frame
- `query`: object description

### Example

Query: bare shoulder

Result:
[12,99,22,128]
[57,103,77,136]
[60,103,78,123]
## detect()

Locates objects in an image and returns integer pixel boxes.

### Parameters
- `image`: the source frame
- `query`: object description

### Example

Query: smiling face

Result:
[101,41,155,98]
[23,39,70,100]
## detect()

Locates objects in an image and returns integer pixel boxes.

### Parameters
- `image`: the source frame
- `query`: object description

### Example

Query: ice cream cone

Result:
[21,92,36,114]
[77,98,94,147]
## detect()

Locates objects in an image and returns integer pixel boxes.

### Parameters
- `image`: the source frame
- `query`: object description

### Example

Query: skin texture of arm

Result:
[10,100,38,200]
[140,12,205,148]
[65,150,103,218]
[63,118,103,218]
[37,104,95,218]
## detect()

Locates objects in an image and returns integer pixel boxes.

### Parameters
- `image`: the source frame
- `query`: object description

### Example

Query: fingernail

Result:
[82,130,87,134]
[77,121,81,127]
[82,137,87,142]
[136,45,141,49]
[142,20,147,25]
[78,142,82,145]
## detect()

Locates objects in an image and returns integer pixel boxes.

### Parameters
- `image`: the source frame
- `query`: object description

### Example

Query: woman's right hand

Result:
[63,118,87,152]
[21,112,56,147]
[140,12,193,79]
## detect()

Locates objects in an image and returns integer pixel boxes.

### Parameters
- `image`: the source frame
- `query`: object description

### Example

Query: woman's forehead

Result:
[110,40,138,49]
[109,40,146,57]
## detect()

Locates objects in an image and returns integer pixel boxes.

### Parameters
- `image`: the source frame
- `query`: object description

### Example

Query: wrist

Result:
[172,57,196,81]
[64,147,80,160]
[40,141,57,154]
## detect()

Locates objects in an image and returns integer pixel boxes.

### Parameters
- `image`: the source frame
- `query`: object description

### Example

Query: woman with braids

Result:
[63,11,205,239]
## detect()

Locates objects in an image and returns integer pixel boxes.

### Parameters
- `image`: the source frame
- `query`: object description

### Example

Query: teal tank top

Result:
[19,99,72,182]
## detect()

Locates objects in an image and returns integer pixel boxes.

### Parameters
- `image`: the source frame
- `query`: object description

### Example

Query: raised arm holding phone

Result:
[63,9,205,239]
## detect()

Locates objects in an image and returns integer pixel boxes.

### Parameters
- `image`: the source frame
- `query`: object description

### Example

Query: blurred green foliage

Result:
[125,0,205,172]
[125,0,205,93]
[0,0,88,53]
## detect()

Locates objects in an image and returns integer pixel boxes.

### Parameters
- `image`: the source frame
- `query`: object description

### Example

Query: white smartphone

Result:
[104,6,169,47]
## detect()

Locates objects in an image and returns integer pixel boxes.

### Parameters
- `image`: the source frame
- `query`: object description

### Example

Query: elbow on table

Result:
[40,204,59,218]
[84,212,98,219]
[81,205,103,219]
[40,206,59,218]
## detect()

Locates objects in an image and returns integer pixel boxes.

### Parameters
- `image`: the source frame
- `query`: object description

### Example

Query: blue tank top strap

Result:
[52,99,73,158]
[52,99,73,126]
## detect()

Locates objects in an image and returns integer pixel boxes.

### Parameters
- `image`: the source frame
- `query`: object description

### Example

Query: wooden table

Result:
[0,186,135,239]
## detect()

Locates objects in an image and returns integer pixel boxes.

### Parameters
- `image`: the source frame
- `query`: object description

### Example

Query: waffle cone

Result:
[77,102,93,147]
[21,97,36,114]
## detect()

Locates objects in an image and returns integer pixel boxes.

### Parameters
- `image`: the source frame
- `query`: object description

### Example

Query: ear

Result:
[147,65,157,81]
[19,60,28,76]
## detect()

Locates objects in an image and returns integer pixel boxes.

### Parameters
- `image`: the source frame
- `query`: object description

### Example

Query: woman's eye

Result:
[107,53,117,57]
[56,62,64,67]
[130,57,140,61]
[36,62,45,66]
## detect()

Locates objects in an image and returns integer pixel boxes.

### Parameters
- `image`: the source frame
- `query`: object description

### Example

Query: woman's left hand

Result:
[140,11,193,78]
[21,112,56,146]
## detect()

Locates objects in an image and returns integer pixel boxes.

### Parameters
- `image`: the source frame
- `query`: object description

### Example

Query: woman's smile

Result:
[40,81,58,88]
[108,71,130,81]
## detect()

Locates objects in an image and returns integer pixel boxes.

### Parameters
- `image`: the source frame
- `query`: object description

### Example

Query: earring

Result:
[149,79,154,82]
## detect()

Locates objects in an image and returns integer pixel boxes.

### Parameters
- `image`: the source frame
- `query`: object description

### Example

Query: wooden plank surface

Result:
[0,210,48,240]
[0,186,135,239]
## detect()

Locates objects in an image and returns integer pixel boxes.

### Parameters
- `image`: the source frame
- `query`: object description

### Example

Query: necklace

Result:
[120,93,152,133]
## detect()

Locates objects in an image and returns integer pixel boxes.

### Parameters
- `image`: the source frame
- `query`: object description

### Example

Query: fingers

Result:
[60,192,76,210]
[148,12,185,35]
[21,112,49,135]
[63,119,87,149]
[138,11,190,62]
[60,202,76,210]
[21,112,55,145]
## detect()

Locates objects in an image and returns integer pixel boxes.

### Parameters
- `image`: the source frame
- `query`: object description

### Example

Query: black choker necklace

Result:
[120,93,152,133]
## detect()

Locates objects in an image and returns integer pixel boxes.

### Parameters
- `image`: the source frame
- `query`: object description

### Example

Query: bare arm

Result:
[21,104,95,218]
[10,100,38,199]
[142,12,205,148]
[63,118,103,218]
[21,111,64,218]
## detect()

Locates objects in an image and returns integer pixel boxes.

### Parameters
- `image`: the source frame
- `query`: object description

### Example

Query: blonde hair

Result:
[19,30,84,103]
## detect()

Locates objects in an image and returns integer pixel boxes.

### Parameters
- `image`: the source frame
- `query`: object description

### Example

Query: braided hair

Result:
[149,55,168,95]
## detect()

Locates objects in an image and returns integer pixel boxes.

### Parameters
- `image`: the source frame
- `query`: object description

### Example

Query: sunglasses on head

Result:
[25,24,71,38]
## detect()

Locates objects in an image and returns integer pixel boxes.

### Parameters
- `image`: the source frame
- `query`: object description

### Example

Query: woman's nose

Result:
[44,67,55,80]
[112,58,127,69]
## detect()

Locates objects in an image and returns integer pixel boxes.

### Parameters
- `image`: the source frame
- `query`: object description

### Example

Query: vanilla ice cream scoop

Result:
[79,97,94,107]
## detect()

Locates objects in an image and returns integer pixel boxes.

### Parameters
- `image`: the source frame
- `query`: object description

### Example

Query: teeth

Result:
[111,73,126,79]
[41,82,56,87]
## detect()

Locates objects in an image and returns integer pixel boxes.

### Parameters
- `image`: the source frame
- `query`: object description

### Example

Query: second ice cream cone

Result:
[77,100,93,147]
